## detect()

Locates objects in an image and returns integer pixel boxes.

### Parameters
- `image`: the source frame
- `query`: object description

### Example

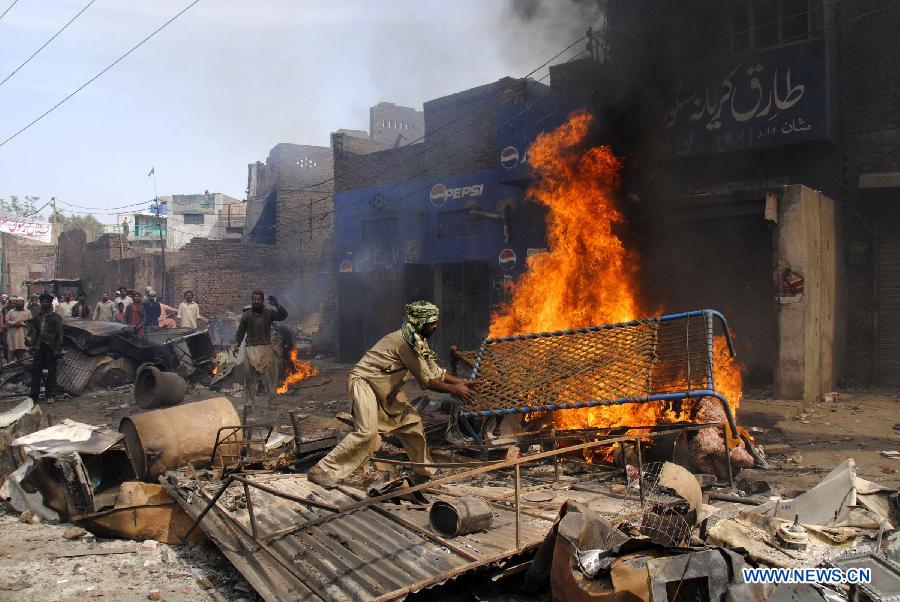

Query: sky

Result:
[0,0,602,224]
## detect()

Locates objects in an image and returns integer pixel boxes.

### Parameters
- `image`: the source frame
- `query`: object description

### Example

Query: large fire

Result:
[277,348,319,394]
[488,111,742,432]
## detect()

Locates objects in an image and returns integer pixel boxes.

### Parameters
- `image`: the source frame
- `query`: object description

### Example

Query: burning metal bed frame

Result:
[459,309,739,438]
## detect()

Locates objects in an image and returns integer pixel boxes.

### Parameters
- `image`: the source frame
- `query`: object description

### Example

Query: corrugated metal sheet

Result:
[57,348,107,394]
[164,472,554,602]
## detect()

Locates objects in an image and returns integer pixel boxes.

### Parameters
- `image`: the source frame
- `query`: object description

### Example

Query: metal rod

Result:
[182,475,234,542]
[232,475,340,513]
[243,481,258,539]
[722,422,734,489]
[457,414,485,451]
[635,438,645,507]
[177,475,330,602]
[704,310,713,390]
[462,390,740,437]
[552,428,559,481]
[370,456,499,468]
[514,463,521,551]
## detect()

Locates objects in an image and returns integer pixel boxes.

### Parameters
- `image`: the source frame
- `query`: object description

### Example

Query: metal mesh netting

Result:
[465,312,713,413]
[610,462,693,547]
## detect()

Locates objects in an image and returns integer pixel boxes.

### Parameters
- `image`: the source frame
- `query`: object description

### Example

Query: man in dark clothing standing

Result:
[71,293,91,318]
[29,293,63,403]
[143,291,161,335]
[125,291,145,336]
[232,291,287,407]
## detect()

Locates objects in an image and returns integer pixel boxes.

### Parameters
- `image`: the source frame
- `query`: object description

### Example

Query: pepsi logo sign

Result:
[500,146,519,169]
[429,183,484,207]
[339,260,353,273]
[498,248,517,271]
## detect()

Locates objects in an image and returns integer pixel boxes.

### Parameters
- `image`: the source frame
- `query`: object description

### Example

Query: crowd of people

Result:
[0,288,205,403]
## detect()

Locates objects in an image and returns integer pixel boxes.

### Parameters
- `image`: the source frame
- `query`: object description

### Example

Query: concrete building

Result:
[116,202,166,255]
[529,0,900,397]
[159,192,243,251]
[369,102,424,148]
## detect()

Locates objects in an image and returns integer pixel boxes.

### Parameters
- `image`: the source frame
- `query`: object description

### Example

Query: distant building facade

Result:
[369,102,424,148]
[116,202,167,255]
[160,192,243,251]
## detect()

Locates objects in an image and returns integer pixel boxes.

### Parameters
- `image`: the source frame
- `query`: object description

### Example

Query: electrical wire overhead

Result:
[0,0,200,149]
[0,0,96,89]
[0,0,18,22]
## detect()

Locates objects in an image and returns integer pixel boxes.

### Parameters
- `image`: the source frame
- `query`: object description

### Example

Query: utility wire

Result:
[0,0,18,22]
[22,34,588,219]
[252,38,585,235]
[243,34,588,207]
[0,0,96,89]
[56,197,152,211]
[262,34,589,227]
[0,0,200,149]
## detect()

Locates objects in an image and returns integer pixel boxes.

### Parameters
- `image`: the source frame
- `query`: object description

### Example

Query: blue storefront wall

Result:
[333,169,541,276]
[497,91,591,183]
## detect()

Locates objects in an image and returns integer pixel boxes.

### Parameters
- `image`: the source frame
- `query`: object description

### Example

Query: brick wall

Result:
[1,234,56,296]
[164,236,334,350]
[837,1,900,383]
[56,229,86,278]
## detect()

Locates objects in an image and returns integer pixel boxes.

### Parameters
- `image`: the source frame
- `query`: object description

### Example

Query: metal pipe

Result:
[243,481,258,539]
[231,475,339,513]
[707,309,737,356]
[182,475,234,542]
[514,463,521,551]
[461,389,740,438]
[635,438,645,507]
[551,428,559,481]
[722,422,734,489]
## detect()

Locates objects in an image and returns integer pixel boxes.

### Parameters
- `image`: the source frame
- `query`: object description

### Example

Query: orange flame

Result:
[276,348,318,394]
[211,366,219,376]
[489,111,742,436]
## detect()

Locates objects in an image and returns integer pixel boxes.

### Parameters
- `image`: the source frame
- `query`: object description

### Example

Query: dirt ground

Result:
[0,359,897,600]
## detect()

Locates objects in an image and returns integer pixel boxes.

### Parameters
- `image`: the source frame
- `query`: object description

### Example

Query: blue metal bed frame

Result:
[459,309,739,440]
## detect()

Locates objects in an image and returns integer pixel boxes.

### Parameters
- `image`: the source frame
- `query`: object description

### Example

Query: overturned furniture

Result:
[462,309,739,437]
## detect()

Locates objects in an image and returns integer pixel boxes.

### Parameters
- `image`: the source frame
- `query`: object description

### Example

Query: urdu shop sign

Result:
[661,39,834,156]
[0,212,53,243]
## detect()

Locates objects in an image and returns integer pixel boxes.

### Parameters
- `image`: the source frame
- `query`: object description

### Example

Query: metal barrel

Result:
[429,496,493,537]
[119,397,240,481]
[134,365,187,409]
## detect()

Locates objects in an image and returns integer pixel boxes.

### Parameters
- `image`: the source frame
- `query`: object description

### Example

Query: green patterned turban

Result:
[401,301,439,360]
